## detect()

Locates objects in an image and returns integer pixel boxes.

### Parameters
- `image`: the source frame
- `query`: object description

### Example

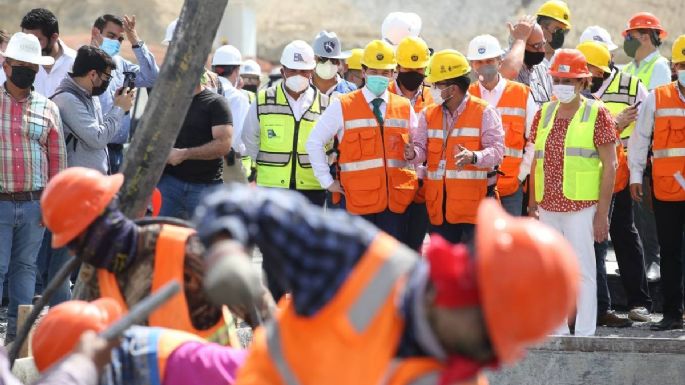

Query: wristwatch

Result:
[471,152,478,164]
[131,41,144,49]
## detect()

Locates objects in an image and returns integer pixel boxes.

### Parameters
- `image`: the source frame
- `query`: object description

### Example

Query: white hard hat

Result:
[280,40,316,70]
[162,19,178,46]
[212,45,243,66]
[579,26,618,52]
[381,12,422,46]
[467,34,505,61]
[240,59,262,76]
[0,32,54,66]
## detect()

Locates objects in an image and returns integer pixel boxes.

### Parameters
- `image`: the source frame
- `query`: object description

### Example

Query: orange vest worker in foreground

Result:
[39,167,272,343]
[193,184,579,385]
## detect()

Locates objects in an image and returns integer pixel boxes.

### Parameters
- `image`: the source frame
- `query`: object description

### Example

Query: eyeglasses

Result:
[527,41,546,51]
[100,72,113,82]
[317,57,341,65]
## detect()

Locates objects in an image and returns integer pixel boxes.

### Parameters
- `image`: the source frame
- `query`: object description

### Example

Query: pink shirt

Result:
[414,94,504,184]
[164,342,248,385]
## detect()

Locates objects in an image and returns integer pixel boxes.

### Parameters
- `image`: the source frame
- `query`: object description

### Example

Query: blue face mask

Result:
[100,37,121,57]
[679,70,685,87]
[366,75,390,96]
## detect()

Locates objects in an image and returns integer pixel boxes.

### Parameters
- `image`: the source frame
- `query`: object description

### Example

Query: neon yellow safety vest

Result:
[622,53,669,90]
[534,98,603,202]
[256,85,328,190]
[600,70,641,142]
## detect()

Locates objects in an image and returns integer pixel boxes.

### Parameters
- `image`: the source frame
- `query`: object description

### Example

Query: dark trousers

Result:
[429,223,475,245]
[298,190,326,207]
[401,202,430,252]
[595,239,611,314]
[652,198,685,318]
[107,143,124,174]
[362,209,407,241]
[610,185,652,309]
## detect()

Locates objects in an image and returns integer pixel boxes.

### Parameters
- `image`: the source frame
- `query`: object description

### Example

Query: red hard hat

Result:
[32,298,123,372]
[548,49,592,79]
[623,12,667,39]
[41,167,124,248]
[476,199,579,364]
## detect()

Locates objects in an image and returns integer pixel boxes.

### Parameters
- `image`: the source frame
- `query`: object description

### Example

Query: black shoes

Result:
[650,316,684,331]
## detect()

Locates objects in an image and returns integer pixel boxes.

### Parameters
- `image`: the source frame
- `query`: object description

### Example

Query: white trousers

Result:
[539,205,597,336]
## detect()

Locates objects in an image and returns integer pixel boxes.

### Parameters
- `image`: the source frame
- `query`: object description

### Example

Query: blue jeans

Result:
[0,200,45,340]
[362,209,407,241]
[157,173,222,219]
[500,184,524,217]
[35,230,72,306]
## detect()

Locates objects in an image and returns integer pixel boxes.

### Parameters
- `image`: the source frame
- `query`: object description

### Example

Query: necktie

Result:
[371,98,384,126]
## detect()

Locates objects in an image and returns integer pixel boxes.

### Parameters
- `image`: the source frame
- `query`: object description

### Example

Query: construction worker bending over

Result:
[193,183,579,385]
[39,168,273,344]
[307,40,420,241]
[414,49,504,244]
[468,34,536,217]
[32,298,247,385]
[242,40,329,206]
[576,41,653,327]
[628,36,685,331]
[528,49,618,336]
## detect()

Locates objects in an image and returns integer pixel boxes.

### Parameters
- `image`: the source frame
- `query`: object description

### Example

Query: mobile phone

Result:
[123,71,136,90]
[632,101,642,109]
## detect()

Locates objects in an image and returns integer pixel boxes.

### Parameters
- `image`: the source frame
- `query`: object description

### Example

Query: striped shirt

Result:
[0,86,67,193]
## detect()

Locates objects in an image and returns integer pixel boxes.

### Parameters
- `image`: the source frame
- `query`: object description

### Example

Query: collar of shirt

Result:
[361,85,389,106]
[280,82,315,120]
[632,50,660,69]
[441,92,470,122]
[478,74,506,105]
[391,80,424,105]
[323,74,345,96]
[1,85,33,103]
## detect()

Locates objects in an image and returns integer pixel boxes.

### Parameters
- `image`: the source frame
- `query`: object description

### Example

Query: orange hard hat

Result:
[41,167,124,248]
[623,12,667,39]
[476,199,579,364]
[548,48,592,79]
[151,188,163,217]
[32,298,123,372]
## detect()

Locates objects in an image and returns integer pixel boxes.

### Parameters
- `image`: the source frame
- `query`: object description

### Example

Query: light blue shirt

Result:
[99,43,159,144]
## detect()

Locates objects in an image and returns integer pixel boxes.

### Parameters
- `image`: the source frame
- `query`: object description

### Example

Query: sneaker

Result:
[597,311,633,328]
[628,307,651,322]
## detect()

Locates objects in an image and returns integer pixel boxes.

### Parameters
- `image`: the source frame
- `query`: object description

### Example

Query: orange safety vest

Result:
[613,139,629,193]
[651,82,685,201]
[98,225,227,340]
[388,82,434,204]
[469,80,529,197]
[424,96,490,225]
[338,90,418,215]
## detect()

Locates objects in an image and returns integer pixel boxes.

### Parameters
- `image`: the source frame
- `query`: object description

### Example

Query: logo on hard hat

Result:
[593,35,604,42]
[478,46,486,54]
[682,48,685,56]
[376,53,384,61]
[440,65,446,73]
[558,64,570,73]
[411,54,419,62]
[563,13,568,20]
[324,41,335,54]
[293,53,304,62]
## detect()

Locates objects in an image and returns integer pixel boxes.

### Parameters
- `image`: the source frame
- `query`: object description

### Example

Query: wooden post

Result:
[117,0,230,218]
[16,305,33,359]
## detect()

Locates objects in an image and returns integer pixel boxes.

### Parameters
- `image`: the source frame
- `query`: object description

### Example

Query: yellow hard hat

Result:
[537,0,572,29]
[576,41,611,73]
[672,35,685,64]
[346,48,364,70]
[396,37,430,69]
[426,49,471,84]
[361,40,397,70]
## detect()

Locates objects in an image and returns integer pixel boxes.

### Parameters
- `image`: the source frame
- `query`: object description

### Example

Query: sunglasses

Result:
[317,57,341,65]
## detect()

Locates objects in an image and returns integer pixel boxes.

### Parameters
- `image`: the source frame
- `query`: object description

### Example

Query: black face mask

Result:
[523,51,545,67]
[590,77,604,93]
[243,84,258,93]
[9,66,37,89]
[91,75,110,96]
[549,29,565,50]
[396,70,425,92]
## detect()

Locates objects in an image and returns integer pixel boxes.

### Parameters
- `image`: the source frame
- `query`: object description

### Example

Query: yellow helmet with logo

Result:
[426,49,471,84]
[576,41,611,73]
[361,40,397,70]
[346,48,364,70]
[537,0,572,29]
[396,37,430,69]
[672,35,685,65]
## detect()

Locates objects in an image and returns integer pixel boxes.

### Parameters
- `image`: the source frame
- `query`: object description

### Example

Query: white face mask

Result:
[285,74,310,93]
[552,84,578,104]
[430,86,453,105]
[315,61,338,80]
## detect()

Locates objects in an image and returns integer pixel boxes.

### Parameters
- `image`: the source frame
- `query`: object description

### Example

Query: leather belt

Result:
[0,190,43,201]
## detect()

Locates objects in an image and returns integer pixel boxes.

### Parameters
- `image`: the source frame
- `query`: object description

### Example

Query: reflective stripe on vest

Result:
[387,159,409,168]
[655,108,685,118]
[653,148,685,158]
[565,148,599,158]
[386,118,409,129]
[259,104,294,115]
[445,170,488,179]
[339,158,385,172]
[602,71,640,139]
[257,152,291,164]
[497,107,526,117]
[504,147,524,158]
[345,118,379,130]
[265,240,418,384]
[427,129,443,139]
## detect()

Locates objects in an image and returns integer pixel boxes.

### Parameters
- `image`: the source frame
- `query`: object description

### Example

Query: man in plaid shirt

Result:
[0,32,66,344]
